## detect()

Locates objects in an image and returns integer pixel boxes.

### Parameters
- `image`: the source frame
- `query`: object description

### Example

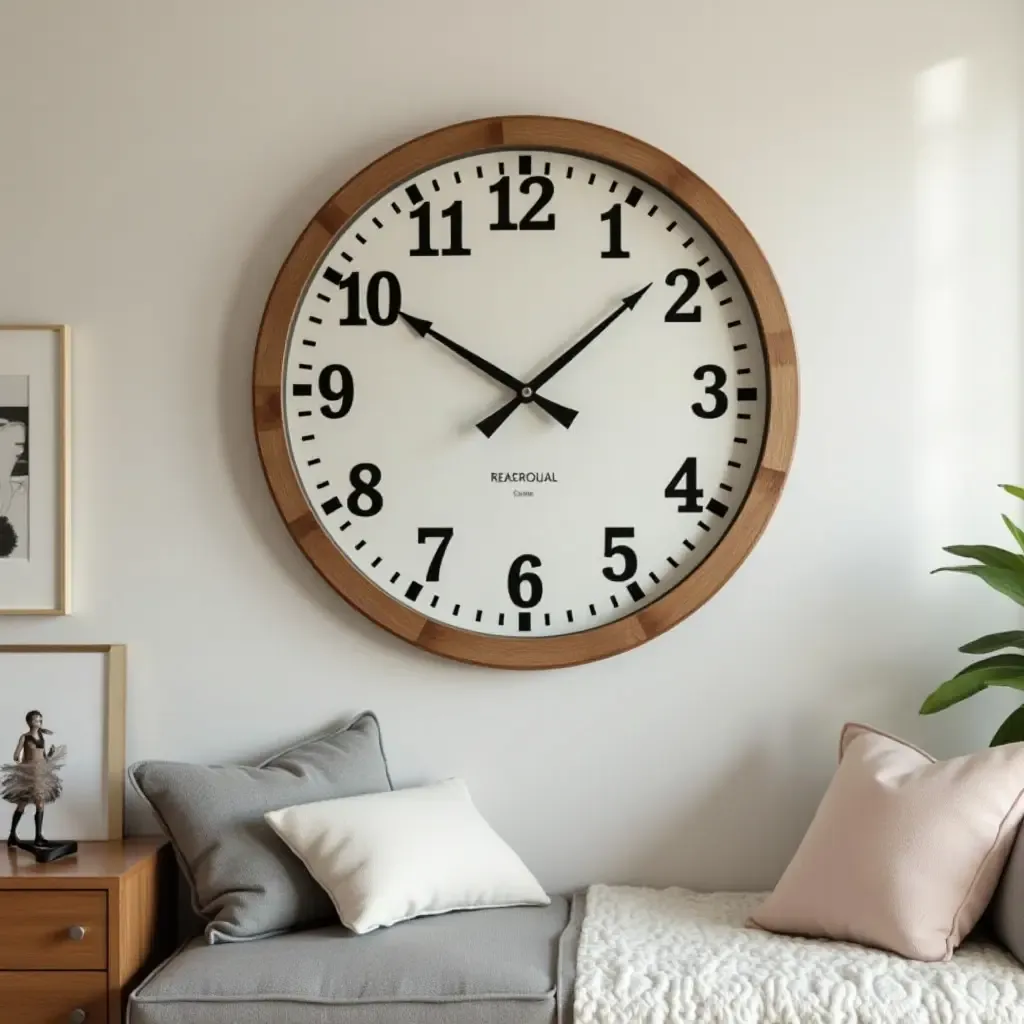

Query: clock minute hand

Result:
[399,313,578,429]
[475,283,652,438]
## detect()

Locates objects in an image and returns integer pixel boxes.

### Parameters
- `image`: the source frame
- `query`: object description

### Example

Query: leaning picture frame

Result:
[0,325,70,614]
[0,645,126,844]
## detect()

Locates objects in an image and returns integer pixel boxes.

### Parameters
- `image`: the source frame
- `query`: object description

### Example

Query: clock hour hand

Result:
[399,312,578,429]
[475,283,652,438]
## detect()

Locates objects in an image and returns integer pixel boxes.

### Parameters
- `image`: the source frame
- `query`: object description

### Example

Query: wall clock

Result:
[253,116,797,669]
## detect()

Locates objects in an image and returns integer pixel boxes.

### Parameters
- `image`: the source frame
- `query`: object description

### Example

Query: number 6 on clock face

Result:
[254,116,798,669]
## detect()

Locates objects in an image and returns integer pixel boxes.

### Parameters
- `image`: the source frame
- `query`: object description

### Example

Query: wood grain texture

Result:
[0,839,165,886]
[0,971,107,1024]
[253,115,799,669]
[0,890,106,970]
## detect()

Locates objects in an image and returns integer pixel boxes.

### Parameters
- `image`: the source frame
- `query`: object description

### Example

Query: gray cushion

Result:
[992,821,1024,964]
[129,711,392,944]
[129,897,571,1024]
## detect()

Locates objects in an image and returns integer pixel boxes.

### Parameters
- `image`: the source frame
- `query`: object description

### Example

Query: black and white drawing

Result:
[0,375,29,560]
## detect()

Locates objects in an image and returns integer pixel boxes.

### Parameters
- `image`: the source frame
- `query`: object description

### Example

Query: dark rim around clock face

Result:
[253,116,798,669]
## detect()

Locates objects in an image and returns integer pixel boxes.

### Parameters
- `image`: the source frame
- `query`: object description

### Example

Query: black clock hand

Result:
[399,312,578,429]
[475,283,652,438]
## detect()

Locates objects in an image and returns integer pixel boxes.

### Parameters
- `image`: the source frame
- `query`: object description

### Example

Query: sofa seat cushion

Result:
[130,896,571,1024]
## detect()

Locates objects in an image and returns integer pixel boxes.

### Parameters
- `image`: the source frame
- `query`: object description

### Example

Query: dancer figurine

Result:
[2,710,66,848]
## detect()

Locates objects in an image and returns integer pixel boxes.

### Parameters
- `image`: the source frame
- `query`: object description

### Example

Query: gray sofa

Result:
[129,894,582,1024]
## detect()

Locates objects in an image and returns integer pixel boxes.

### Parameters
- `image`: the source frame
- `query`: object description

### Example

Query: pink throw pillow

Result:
[749,723,1024,961]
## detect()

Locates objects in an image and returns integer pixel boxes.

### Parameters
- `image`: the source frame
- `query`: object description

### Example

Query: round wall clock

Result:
[254,116,797,669]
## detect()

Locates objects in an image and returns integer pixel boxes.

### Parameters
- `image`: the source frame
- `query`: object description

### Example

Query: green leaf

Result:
[1003,515,1024,554]
[941,544,1024,571]
[919,655,1024,714]
[991,704,1024,746]
[1002,484,1024,502]
[959,630,1024,654]
[931,564,1024,607]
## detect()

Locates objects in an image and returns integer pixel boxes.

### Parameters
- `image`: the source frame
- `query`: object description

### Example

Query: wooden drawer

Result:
[0,971,107,1024]
[0,890,107,970]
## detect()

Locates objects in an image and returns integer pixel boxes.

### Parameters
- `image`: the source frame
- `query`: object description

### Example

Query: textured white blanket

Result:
[574,885,1024,1024]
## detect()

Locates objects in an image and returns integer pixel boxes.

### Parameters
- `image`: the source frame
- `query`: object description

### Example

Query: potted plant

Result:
[920,484,1024,745]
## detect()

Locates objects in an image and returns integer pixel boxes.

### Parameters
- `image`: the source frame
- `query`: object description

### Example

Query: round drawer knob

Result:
[68,925,87,941]
[69,1010,87,1024]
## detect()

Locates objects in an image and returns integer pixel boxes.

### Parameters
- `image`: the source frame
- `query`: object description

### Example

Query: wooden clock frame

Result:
[253,115,798,670]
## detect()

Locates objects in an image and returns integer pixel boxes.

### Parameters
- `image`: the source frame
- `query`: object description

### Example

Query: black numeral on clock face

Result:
[336,271,401,326]
[347,462,383,517]
[417,527,454,582]
[665,458,703,513]
[318,364,354,419]
[508,554,543,608]
[664,268,702,322]
[692,364,728,419]
[489,176,556,231]
[599,203,630,258]
[602,527,638,582]
[409,201,471,256]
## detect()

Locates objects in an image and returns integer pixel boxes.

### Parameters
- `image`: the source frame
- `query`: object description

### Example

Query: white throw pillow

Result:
[264,778,550,934]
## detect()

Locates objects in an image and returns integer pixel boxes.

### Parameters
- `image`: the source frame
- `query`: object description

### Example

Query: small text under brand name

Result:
[491,472,559,484]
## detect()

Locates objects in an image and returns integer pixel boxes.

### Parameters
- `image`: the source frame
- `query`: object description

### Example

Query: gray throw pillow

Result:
[129,711,392,944]
[992,821,1024,964]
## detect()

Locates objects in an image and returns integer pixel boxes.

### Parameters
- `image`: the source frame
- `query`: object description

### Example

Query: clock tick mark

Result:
[728,320,741,329]
[647,205,659,217]
[476,165,484,178]
[721,483,735,493]
[297,410,311,418]
[371,556,382,568]
[321,497,341,514]
[588,172,596,185]
[307,458,321,466]
[734,437,749,444]
[610,595,619,609]
[405,183,423,205]
[683,237,695,248]
[431,178,440,192]
[340,520,351,531]
[475,609,483,623]
[648,572,660,585]
[667,556,679,568]
[453,170,461,184]
[706,270,727,289]
[666,220,677,232]
[627,581,645,602]
[566,609,574,623]
[719,296,733,306]
[544,612,552,625]
[316,292,330,302]
[625,186,643,207]
[707,498,729,518]
[372,216,383,229]
[430,595,440,609]
[298,363,312,370]
[341,252,353,262]
[683,540,696,551]
[543,161,551,176]
[698,521,711,532]
[308,317,322,325]
[733,343,748,351]
[355,234,366,245]
[404,581,423,602]
[302,339,316,346]
[452,604,460,616]
[608,180,619,193]
[728,460,742,469]
[589,604,597,616]
[292,384,312,397]
[697,256,710,267]
[738,388,758,401]
[498,612,505,626]
[738,413,751,420]
[737,368,751,375]
[315,480,329,490]
[323,267,343,285]
[518,154,532,175]
[391,201,401,214]
[498,161,505,174]
[301,434,315,442]
[390,572,400,584]
[519,611,532,631]
[354,539,366,550]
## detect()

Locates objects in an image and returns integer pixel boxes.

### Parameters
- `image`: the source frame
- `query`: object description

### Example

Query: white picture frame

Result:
[0,325,69,614]
[0,645,126,841]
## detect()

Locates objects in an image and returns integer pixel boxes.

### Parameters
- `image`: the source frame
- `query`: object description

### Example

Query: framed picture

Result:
[0,324,69,615]
[0,645,126,841]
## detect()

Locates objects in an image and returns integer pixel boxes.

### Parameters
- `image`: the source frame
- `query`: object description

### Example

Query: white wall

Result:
[0,0,1021,893]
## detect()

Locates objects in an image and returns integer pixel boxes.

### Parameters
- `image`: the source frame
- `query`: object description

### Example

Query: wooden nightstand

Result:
[0,838,171,1024]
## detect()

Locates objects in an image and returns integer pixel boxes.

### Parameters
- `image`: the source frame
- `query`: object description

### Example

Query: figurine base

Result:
[9,839,78,863]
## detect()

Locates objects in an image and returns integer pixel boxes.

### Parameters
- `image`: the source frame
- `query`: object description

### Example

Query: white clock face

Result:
[281,149,768,638]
